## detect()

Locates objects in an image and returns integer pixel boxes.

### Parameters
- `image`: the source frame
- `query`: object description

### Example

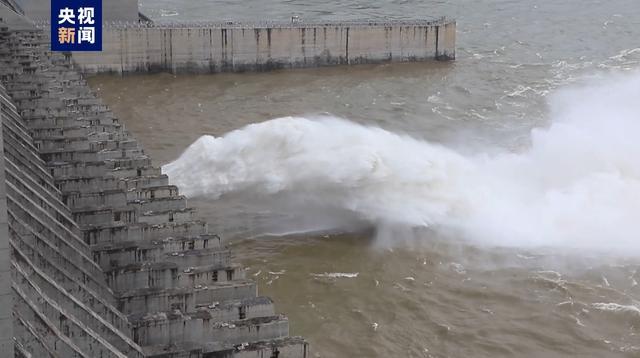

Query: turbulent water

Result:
[164,74,640,252]
[89,0,640,357]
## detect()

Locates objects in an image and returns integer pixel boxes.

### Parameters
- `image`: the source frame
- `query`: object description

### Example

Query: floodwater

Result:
[89,1,640,357]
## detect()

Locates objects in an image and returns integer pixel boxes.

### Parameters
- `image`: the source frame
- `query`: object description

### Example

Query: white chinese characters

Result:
[56,6,97,45]
[78,27,95,44]
[57,7,75,24]
[78,7,95,25]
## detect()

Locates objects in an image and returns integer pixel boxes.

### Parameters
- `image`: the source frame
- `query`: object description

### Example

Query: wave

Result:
[591,303,640,317]
[311,272,359,278]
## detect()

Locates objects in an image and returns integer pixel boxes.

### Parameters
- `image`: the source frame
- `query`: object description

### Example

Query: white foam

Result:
[591,303,640,316]
[163,72,640,252]
[311,272,359,278]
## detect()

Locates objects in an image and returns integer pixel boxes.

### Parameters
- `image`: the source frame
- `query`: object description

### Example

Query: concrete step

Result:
[91,236,225,269]
[106,261,179,293]
[74,207,194,229]
[83,220,209,245]
[117,280,257,315]
[40,147,145,163]
[56,176,121,193]
[163,247,231,268]
[105,262,244,294]
[26,113,120,128]
[73,206,136,226]
[130,296,274,330]
[16,97,67,110]
[64,188,183,212]
[7,86,91,101]
[120,174,170,191]
[49,160,109,178]
[63,137,137,153]
[70,103,109,113]
[109,165,160,179]
[214,336,309,358]
[55,174,169,194]
[62,96,102,107]
[19,105,72,118]
[138,207,195,225]
[180,263,245,287]
[34,136,135,152]
[142,336,308,358]
[65,188,127,209]
[132,314,289,348]
[50,160,158,179]
[134,195,187,213]
[126,185,179,201]
[106,157,154,172]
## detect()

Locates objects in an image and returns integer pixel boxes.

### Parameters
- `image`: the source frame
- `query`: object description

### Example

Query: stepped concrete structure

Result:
[0,5,308,358]
[0,0,455,356]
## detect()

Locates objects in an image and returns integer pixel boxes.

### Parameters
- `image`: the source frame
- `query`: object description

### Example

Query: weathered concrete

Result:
[0,1,32,30]
[70,19,456,74]
[0,15,307,358]
[0,83,14,358]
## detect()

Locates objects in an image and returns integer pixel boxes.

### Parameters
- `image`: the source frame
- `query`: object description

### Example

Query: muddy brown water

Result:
[89,1,640,356]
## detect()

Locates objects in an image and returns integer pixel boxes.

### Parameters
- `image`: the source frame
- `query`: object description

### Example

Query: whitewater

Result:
[163,73,640,252]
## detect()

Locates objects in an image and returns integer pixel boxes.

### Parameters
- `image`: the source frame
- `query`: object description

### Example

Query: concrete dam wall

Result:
[0,20,307,358]
[71,19,456,74]
[1,2,456,355]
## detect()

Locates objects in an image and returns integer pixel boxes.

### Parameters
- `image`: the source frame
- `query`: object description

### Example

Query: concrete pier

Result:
[70,19,456,74]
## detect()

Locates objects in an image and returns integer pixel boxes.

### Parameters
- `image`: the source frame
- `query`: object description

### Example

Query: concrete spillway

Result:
[0,20,307,358]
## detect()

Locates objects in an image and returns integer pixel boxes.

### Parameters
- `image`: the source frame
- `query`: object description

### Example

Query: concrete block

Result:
[0,338,14,358]
[0,292,12,319]
[0,223,8,250]
[0,247,9,267]
[0,270,11,295]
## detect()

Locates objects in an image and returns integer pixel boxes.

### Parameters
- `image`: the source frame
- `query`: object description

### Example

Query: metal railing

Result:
[35,17,452,30]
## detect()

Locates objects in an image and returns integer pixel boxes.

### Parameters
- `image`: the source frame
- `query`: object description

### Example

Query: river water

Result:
[88,1,640,357]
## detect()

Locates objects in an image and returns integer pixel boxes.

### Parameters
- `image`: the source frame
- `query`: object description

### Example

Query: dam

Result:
[71,19,455,74]
[0,0,455,357]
